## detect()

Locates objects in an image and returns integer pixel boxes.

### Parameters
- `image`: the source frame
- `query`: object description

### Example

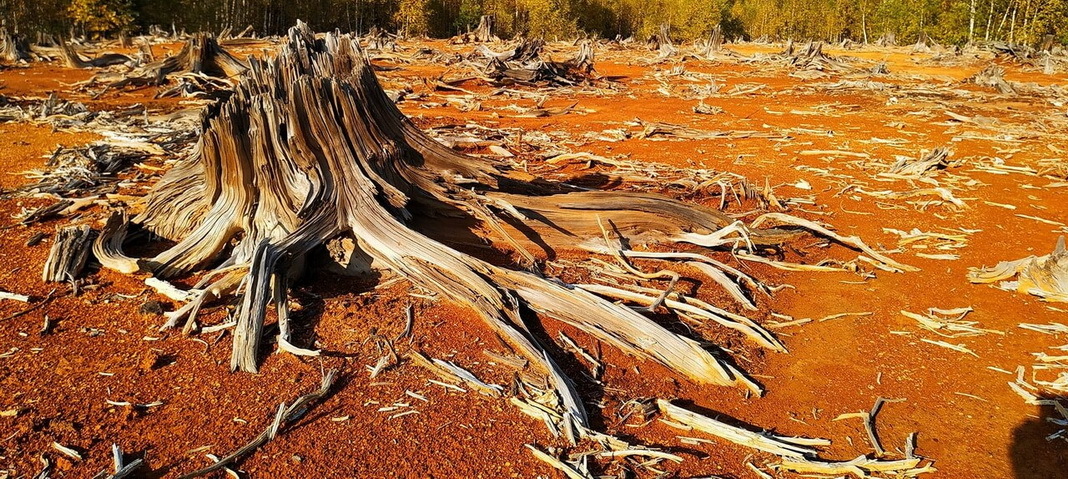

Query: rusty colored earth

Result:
[0,39,1066,478]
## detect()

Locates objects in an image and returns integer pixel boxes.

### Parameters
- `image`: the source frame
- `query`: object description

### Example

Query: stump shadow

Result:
[1011,399,1068,479]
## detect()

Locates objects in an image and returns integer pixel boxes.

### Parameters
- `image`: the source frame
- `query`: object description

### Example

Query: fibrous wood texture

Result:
[474,38,595,85]
[43,225,94,282]
[969,236,1068,302]
[0,28,32,63]
[59,41,132,69]
[94,22,906,435]
[109,33,247,88]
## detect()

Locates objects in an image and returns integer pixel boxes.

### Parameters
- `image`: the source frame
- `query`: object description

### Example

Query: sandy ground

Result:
[0,38,1066,478]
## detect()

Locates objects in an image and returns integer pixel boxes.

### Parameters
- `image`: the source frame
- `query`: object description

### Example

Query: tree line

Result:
[1,0,1064,46]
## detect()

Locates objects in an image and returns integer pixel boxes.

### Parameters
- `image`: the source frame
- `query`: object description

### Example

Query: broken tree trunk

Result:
[109,33,247,88]
[478,38,595,85]
[59,41,132,68]
[474,15,497,42]
[970,64,1015,94]
[43,225,94,282]
[0,28,32,63]
[91,22,907,435]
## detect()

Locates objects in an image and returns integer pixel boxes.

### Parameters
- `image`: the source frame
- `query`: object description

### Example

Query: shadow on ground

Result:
[1011,401,1068,479]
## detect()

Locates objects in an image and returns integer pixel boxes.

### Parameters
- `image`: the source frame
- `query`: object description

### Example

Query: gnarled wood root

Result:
[92,22,909,434]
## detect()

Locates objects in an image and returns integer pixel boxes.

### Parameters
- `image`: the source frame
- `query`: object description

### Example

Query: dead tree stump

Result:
[91,21,909,434]
[475,15,497,42]
[43,225,94,282]
[0,28,32,63]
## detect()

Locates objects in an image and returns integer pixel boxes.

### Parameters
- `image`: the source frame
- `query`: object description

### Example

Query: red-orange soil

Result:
[0,39,1066,478]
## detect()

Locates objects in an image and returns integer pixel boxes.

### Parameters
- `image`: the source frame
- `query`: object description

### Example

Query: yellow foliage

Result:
[67,0,134,37]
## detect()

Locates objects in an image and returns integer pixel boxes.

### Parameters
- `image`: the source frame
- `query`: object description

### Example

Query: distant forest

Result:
[1,0,1064,46]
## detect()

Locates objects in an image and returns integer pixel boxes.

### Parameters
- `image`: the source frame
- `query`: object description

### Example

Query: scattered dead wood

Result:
[363,26,397,51]
[176,369,338,478]
[59,41,132,69]
[784,41,853,72]
[407,350,504,396]
[635,120,787,140]
[20,143,151,196]
[969,236,1068,302]
[474,38,595,86]
[105,443,144,479]
[218,25,260,46]
[970,64,1015,94]
[657,399,825,457]
[887,147,952,176]
[42,225,94,282]
[658,399,934,477]
[108,33,247,90]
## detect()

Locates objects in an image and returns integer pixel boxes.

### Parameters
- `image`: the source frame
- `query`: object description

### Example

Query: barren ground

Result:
[1,39,1067,478]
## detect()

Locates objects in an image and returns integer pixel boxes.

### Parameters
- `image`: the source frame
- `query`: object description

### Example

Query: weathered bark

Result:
[970,64,1016,94]
[363,27,397,51]
[477,38,595,85]
[453,15,499,44]
[109,33,247,88]
[92,22,907,434]
[43,225,94,282]
[474,15,497,42]
[59,41,132,69]
[0,28,32,63]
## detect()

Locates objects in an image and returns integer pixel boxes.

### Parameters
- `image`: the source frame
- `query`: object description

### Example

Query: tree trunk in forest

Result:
[475,15,496,42]
[985,0,995,42]
[969,0,977,44]
[0,27,31,62]
[1009,5,1017,43]
[92,22,909,434]
[861,7,868,44]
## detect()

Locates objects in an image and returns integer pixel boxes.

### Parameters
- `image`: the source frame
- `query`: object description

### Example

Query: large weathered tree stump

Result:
[0,28,32,63]
[93,22,907,435]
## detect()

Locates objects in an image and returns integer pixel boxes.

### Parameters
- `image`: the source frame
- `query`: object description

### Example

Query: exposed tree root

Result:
[107,33,247,89]
[91,22,909,435]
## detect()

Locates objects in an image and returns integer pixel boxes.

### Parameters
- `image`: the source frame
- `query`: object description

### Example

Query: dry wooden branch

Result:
[887,147,952,176]
[177,369,338,479]
[0,288,56,322]
[657,399,826,457]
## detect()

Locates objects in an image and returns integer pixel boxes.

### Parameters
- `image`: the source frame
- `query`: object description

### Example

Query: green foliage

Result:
[67,0,133,37]
[395,0,431,36]
[1028,0,1068,43]
[1,0,1064,46]
[516,0,578,38]
[455,0,484,33]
